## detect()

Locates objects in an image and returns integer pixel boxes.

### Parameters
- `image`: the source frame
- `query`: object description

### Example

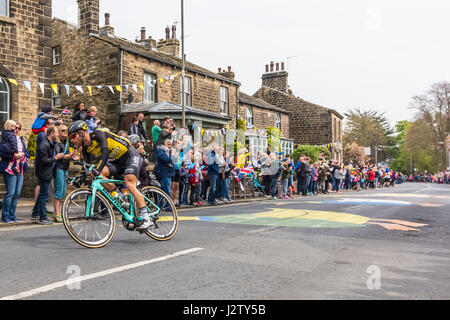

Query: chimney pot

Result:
[228,66,231,72]
[105,13,110,26]
[218,68,222,73]
[141,27,146,41]
[265,65,269,73]
[270,61,274,72]
[172,25,177,39]
[165,25,170,40]
[281,62,285,71]
[276,63,280,71]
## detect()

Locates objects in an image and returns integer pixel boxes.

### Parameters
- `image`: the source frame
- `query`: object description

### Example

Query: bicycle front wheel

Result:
[139,186,178,241]
[62,188,116,249]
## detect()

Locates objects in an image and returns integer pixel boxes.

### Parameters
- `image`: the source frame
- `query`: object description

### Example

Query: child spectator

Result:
[179,160,189,207]
[86,106,101,133]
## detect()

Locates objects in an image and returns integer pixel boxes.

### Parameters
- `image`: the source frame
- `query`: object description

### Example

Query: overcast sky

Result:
[53,0,450,125]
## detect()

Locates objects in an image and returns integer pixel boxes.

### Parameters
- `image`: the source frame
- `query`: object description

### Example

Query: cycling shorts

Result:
[106,148,142,179]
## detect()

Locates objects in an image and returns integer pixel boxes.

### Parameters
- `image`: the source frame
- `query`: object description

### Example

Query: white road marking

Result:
[0,247,204,300]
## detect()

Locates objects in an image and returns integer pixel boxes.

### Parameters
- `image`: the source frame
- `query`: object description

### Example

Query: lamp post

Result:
[181,0,186,129]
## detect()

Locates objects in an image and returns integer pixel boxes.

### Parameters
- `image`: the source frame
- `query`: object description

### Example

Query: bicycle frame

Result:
[86,176,161,224]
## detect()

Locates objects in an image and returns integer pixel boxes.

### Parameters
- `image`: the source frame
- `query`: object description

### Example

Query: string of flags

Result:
[0,72,182,97]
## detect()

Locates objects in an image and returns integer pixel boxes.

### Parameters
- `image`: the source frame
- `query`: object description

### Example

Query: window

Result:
[53,46,61,65]
[220,86,229,115]
[180,77,191,107]
[0,0,8,17]
[0,78,9,129]
[276,113,281,130]
[144,72,157,103]
[52,86,61,107]
[246,107,253,129]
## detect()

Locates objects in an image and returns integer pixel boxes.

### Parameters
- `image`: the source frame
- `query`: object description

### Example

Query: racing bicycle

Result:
[61,162,178,248]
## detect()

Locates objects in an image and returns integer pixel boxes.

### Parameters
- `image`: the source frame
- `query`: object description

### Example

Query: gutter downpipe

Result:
[118,49,124,131]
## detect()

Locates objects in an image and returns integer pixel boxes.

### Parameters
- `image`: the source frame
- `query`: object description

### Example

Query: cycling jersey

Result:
[83,129,133,174]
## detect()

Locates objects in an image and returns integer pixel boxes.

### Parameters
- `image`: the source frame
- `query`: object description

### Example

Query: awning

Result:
[120,101,232,126]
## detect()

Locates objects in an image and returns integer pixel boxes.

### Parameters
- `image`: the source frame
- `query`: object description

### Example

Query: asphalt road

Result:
[0,182,449,300]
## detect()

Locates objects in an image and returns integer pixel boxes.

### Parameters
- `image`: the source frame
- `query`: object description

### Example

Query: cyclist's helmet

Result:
[68,120,88,135]
[128,134,140,145]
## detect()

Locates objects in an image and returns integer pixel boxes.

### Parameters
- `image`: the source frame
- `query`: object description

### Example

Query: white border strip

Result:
[0,247,203,300]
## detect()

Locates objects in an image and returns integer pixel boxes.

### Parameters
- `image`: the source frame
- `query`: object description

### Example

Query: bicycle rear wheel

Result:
[62,188,116,249]
[139,186,178,241]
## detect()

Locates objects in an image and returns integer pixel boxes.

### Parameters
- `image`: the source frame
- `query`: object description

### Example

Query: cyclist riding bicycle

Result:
[68,120,153,231]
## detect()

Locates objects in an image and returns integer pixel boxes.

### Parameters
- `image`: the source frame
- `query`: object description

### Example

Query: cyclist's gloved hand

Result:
[90,168,100,177]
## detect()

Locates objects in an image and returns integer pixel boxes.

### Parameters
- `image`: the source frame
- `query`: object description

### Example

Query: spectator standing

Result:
[154,139,174,197]
[128,118,139,137]
[206,145,221,206]
[33,126,64,225]
[71,102,88,122]
[152,120,161,145]
[137,112,150,144]
[220,151,234,203]
[300,157,311,196]
[280,156,291,199]
[53,125,74,223]
[0,121,30,223]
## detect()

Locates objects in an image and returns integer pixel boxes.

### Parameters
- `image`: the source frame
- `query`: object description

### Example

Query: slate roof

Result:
[239,92,289,114]
[93,33,241,86]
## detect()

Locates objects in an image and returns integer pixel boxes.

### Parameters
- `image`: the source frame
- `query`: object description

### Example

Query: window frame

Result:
[0,78,10,128]
[246,106,253,129]
[276,113,281,131]
[53,46,61,65]
[144,72,157,103]
[220,86,229,115]
[180,76,192,107]
[52,85,62,108]
[0,0,9,17]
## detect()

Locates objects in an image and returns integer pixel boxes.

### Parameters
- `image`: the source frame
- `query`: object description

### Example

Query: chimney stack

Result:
[99,13,115,36]
[137,27,156,49]
[141,27,146,41]
[221,66,235,81]
[157,25,180,57]
[77,0,99,34]
[262,61,289,93]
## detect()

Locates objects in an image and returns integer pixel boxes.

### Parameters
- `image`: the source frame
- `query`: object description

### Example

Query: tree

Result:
[409,81,450,172]
[343,142,366,165]
[343,108,394,164]
[292,145,331,163]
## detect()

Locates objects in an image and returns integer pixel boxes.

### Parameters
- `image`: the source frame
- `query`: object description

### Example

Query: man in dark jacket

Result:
[154,139,175,197]
[137,113,150,143]
[300,157,311,196]
[32,126,64,225]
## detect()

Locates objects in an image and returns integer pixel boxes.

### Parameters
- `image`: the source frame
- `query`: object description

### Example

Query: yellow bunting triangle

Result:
[8,79,18,86]
[159,78,164,83]
[51,84,59,95]
[138,83,144,90]
[115,85,122,92]
[87,85,92,96]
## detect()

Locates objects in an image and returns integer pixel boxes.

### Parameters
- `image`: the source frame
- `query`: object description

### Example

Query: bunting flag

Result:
[64,85,71,96]
[138,83,144,90]
[39,83,45,95]
[132,84,138,92]
[96,85,103,89]
[124,85,129,94]
[108,86,115,94]
[87,85,93,96]
[147,81,154,88]
[75,85,84,93]
[23,81,32,91]
[51,84,59,95]
[115,85,122,93]
[0,77,3,85]
[159,78,164,83]
[8,79,18,86]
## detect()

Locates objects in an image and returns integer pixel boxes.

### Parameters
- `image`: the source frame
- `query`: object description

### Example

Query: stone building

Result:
[238,91,293,156]
[52,0,241,135]
[0,0,53,131]
[254,61,344,161]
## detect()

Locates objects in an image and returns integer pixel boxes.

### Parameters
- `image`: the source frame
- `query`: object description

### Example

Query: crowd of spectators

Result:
[1,103,448,224]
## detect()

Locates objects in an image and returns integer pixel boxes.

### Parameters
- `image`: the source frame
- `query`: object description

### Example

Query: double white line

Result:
[0,247,203,300]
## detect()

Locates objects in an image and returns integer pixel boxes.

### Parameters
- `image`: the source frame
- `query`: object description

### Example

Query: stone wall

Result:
[52,18,121,129]
[238,103,290,139]
[122,50,239,129]
[0,0,53,135]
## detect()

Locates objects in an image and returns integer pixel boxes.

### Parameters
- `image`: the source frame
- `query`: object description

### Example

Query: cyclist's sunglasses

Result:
[70,132,80,140]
